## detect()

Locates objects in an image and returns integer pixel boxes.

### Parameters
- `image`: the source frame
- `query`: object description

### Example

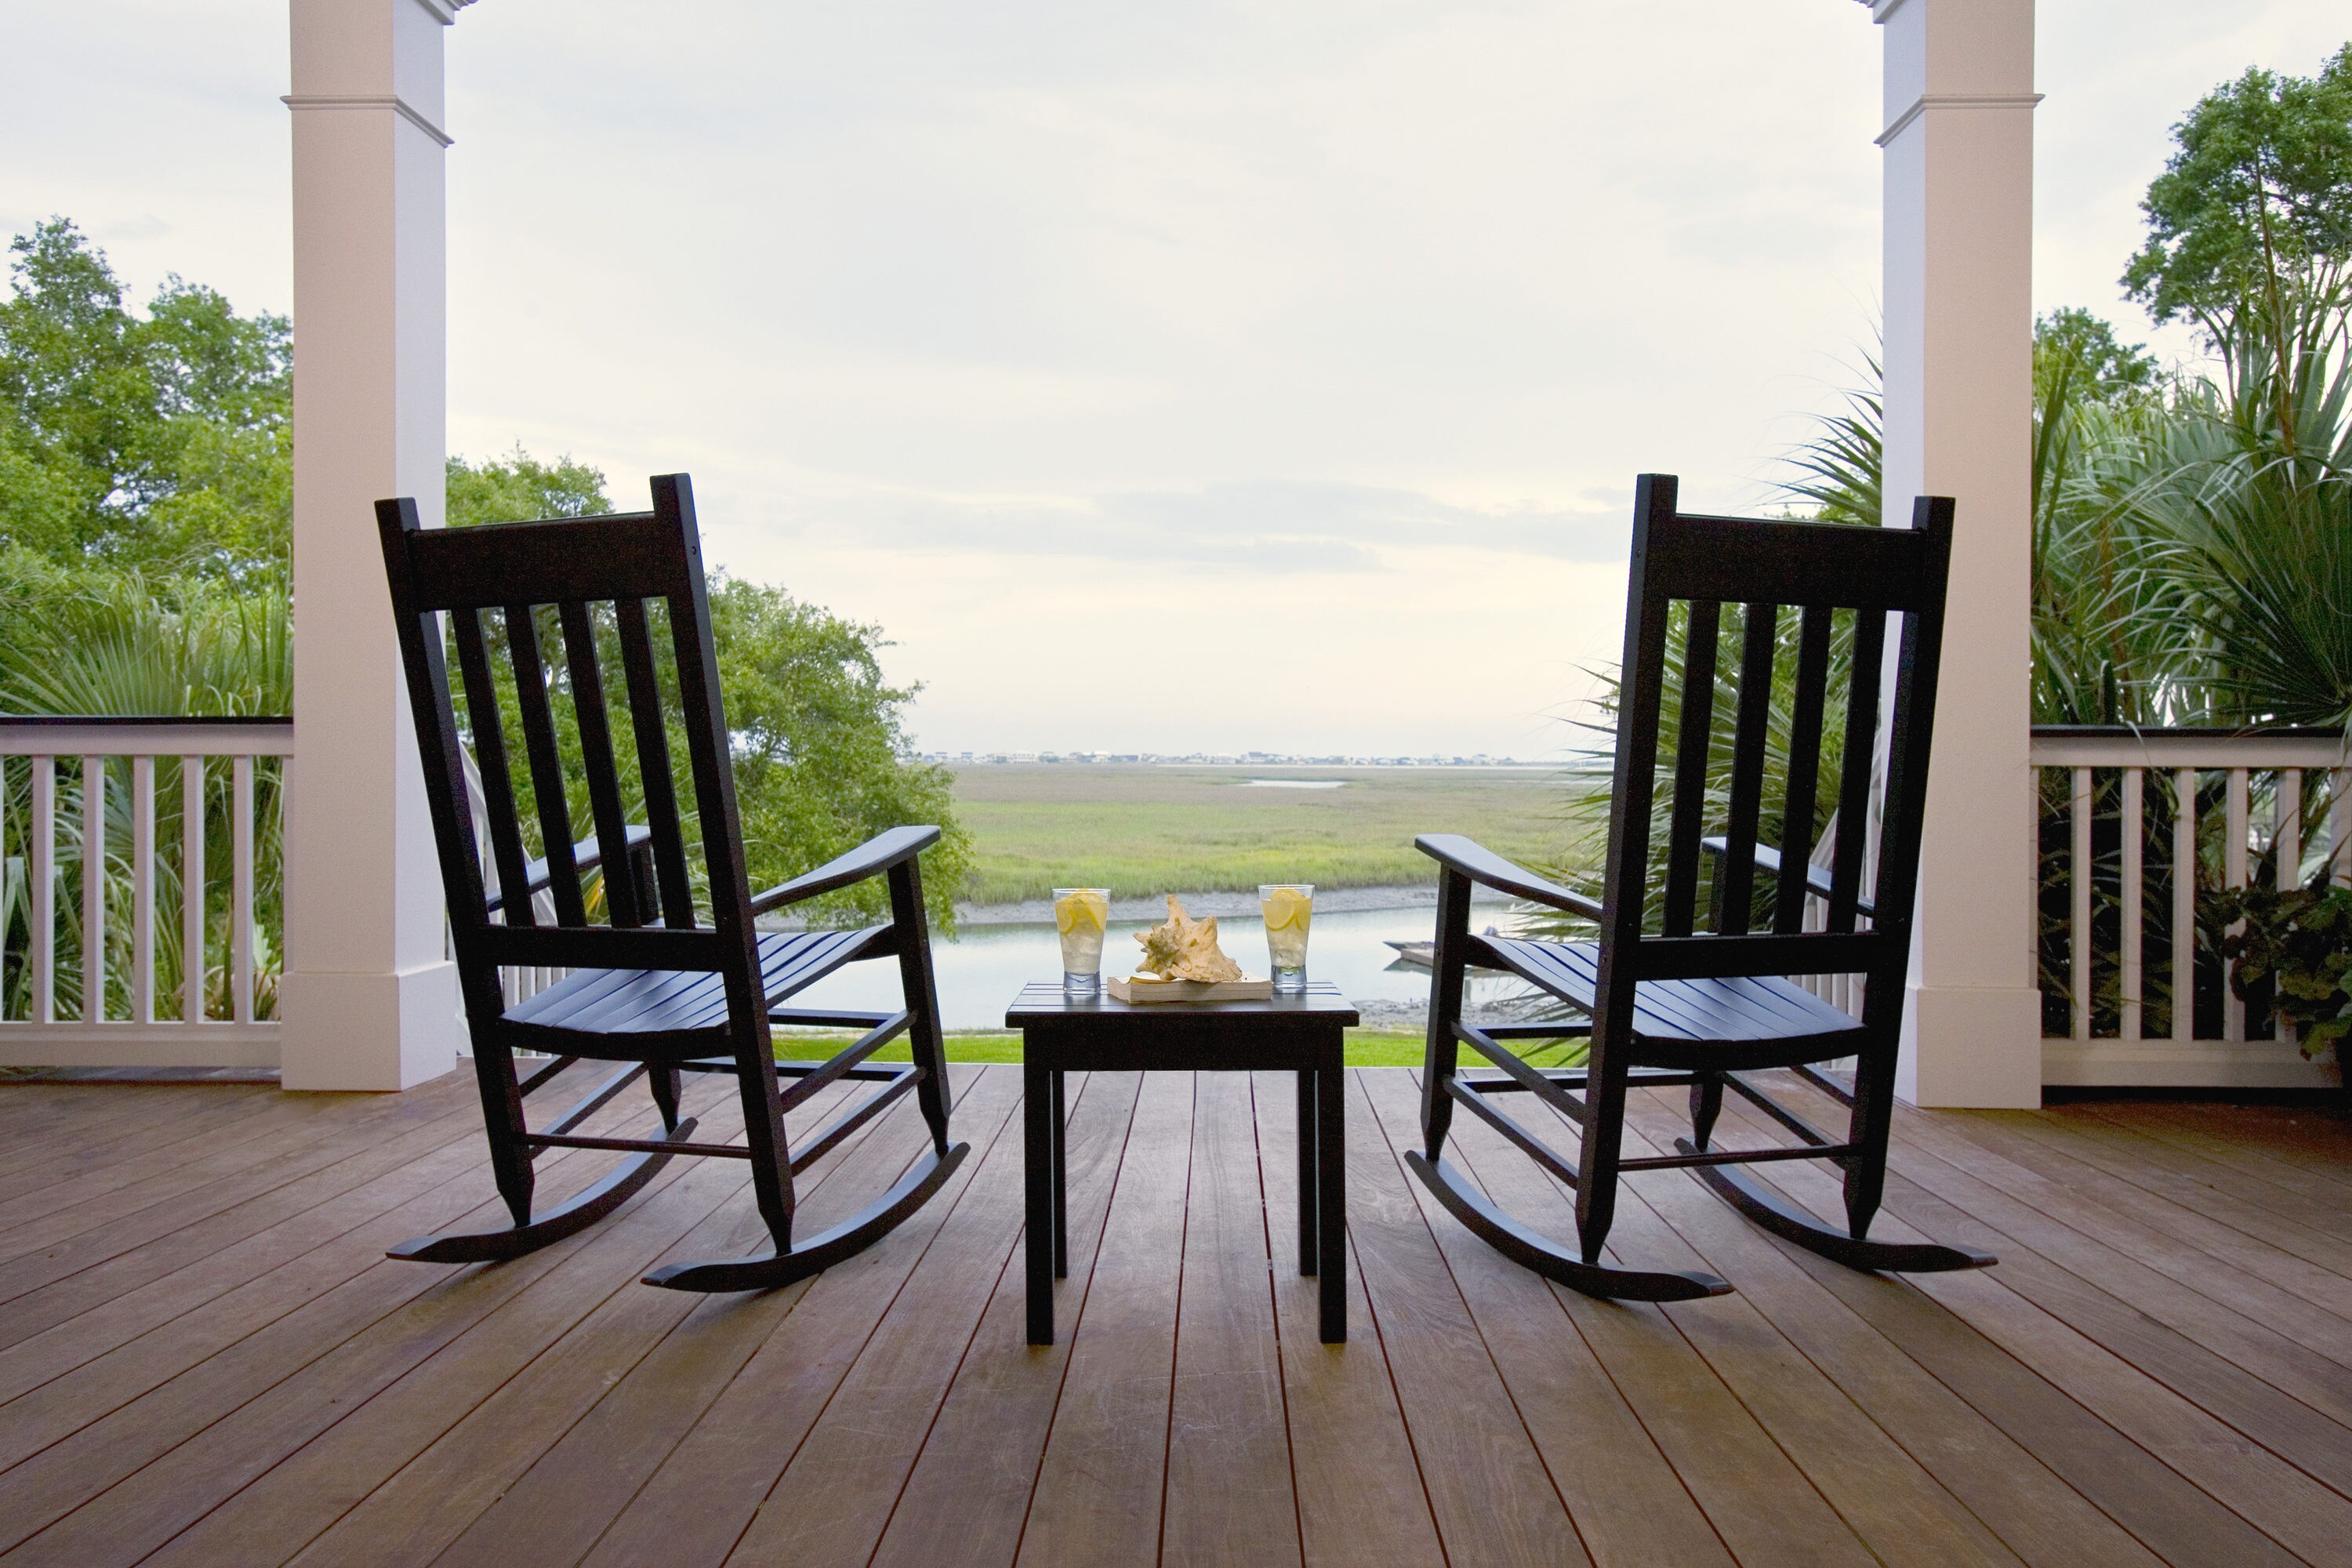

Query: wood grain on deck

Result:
[1,1066,2349,1566]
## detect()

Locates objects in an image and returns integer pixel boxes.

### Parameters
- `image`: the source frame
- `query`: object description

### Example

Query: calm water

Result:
[785,904,1521,1029]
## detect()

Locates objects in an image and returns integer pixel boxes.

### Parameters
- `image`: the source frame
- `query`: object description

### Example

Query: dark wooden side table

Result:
[1007,981,1358,1345]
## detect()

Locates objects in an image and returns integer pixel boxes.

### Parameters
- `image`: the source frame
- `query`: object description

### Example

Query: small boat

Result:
[1385,926,1499,971]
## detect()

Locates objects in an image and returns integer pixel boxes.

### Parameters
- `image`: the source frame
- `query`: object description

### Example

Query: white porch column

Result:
[1874,0,2044,1109]
[280,0,464,1090]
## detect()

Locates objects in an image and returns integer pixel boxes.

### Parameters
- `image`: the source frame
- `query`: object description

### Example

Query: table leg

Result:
[1295,1068,1317,1275]
[1025,1058,1054,1345]
[1051,1068,1069,1277]
[1317,1058,1346,1343]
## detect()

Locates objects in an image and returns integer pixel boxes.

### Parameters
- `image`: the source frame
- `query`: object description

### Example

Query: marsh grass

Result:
[833,1026,1584,1068]
[953,764,1574,905]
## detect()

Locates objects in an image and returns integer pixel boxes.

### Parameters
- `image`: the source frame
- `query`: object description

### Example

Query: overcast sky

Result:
[6,2,2347,757]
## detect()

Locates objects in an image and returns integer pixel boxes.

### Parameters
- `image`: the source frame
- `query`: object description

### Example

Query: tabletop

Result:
[1006,979,1359,1028]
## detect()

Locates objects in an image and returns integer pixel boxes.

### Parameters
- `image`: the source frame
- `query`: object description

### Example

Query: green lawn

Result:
[811,1028,1588,1069]
[952,764,1581,906]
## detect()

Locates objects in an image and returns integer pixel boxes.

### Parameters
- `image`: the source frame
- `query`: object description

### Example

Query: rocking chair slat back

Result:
[1599,474,1953,1001]
[504,601,591,928]
[1660,598,1720,938]
[612,595,698,929]
[379,473,756,1003]
[557,599,646,927]
[1715,602,1780,936]
[1827,602,1885,932]
[1774,604,1835,935]
[450,605,539,928]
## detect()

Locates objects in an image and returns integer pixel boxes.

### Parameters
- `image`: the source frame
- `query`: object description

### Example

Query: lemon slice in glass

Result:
[1261,887,1312,931]
[1055,888,1109,935]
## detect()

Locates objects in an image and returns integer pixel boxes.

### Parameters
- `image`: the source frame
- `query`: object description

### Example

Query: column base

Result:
[1897,983,2042,1109]
[280,960,462,1091]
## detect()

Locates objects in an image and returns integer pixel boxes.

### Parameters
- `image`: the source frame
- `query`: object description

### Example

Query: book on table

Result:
[1106,975,1276,1004]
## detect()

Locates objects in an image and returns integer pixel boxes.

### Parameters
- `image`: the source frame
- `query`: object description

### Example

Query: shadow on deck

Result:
[1,1060,2349,1566]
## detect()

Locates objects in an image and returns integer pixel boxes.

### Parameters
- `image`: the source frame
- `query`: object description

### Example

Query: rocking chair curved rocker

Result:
[1410,474,1994,1301]
[376,473,966,1292]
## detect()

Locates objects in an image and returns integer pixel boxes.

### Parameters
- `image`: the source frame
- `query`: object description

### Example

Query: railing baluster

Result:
[2334,768,2352,889]
[233,754,255,1025]
[82,756,106,1023]
[32,757,55,1025]
[183,755,206,1024]
[2119,768,2143,1045]
[2278,769,2301,1048]
[2173,768,2194,1044]
[134,756,155,1024]
[2071,767,2092,1042]
[2223,768,2249,1044]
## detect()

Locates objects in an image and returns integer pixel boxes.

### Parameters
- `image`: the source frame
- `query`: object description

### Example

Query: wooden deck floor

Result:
[3,1062,2352,1566]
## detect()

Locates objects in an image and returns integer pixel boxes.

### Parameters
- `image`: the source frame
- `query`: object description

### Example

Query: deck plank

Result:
[1780,1107,2352,1566]
[1610,1090,2162,1568]
[1,1071,2349,1567]
[238,1076,970,1568]
[867,1072,1143,1568]
[0,1101,718,1563]
[1160,1070,1301,1568]
[1983,1108,2352,1301]
[0,1090,486,1364]
[1337,1070,1591,1568]
[1408,1073,1878,1568]
[1250,1070,1446,1568]
[714,1066,1044,1566]
[1014,1069,1196,1568]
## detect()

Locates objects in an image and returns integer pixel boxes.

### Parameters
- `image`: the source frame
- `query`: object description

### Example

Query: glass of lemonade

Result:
[1260,884,1314,993]
[1053,888,1112,997]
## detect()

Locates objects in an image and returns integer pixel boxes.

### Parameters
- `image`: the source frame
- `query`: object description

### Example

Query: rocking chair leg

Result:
[1843,1043,1899,1239]
[737,1044,797,1252]
[1689,1072,1723,1152]
[889,859,954,1156]
[648,1062,684,1133]
[475,1044,535,1227]
[1421,869,1475,1161]
[1574,1047,1631,1265]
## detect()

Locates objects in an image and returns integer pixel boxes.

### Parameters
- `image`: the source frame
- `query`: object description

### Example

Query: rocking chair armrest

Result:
[1415,834,1603,921]
[485,824,653,914]
[1698,837,1876,919]
[750,824,943,915]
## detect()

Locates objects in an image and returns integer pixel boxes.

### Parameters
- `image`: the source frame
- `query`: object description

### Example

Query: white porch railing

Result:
[1,718,292,1069]
[2032,727,2349,1089]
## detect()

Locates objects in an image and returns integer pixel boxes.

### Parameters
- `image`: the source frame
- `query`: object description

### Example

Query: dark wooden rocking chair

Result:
[376,472,967,1292]
[1410,474,1994,1301]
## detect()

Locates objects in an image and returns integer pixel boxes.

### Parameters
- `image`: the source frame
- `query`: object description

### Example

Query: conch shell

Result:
[1133,895,1243,982]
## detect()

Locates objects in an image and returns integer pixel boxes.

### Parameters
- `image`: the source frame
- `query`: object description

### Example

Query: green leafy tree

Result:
[0,218,290,577]
[446,446,614,529]
[2122,45,2352,449]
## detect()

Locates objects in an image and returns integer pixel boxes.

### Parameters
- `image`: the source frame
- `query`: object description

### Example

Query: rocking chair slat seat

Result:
[1476,937,1865,1051]
[507,927,887,1038]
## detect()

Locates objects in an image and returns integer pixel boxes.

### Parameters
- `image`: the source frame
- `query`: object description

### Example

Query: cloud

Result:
[762,477,1624,572]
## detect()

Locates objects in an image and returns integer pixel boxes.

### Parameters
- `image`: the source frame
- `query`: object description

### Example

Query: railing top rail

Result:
[0,716,295,757]
[2031,725,2348,769]
[2031,724,2344,741]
